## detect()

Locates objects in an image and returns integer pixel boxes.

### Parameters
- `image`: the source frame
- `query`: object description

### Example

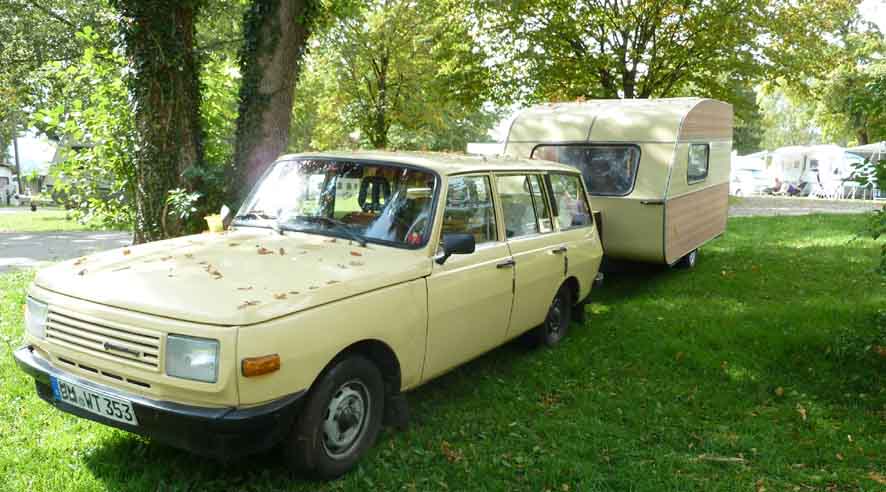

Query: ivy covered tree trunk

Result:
[228,0,319,204]
[115,0,204,243]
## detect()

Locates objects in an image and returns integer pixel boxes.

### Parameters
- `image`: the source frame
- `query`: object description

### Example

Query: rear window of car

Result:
[531,144,640,196]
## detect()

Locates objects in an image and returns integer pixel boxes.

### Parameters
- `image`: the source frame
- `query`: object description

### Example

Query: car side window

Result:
[549,174,592,229]
[496,174,544,238]
[441,175,497,245]
[687,144,709,183]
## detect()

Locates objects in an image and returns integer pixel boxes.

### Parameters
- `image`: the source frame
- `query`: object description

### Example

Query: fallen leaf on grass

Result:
[835,453,843,461]
[796,404,807,421]
[774,387,785,397]
[869,472,886,484]
[695,454,746,464]
[238,300,260,310]
[440,441,463,463]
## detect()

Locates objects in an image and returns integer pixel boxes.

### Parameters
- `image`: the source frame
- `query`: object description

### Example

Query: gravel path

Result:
[0,231,131,274]
[729,196,882,217]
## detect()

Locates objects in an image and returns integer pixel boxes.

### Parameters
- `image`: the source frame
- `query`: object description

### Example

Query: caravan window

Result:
[687,144,709,183]
[531,144,640,196]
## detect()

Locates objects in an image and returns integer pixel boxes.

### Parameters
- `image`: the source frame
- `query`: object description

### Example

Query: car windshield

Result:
[234,159,438,248]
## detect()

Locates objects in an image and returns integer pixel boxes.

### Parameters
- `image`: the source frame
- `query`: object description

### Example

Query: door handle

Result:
[640,199,664,205]
[496,258,516,269]
[552,246,568,254]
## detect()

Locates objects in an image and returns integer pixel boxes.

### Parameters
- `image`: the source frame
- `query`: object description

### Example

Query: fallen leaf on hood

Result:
[204,264,223,279]
[73,257,87,266]
[350,251,363,257]
[273,293,288,300]
[279,248,286,255]
[288,291,300,295]
[237,286,253,291]
[257,247,274,255]
[308,285,319,290]
[184,253,194,259]
[228,243,240,247]
[349,260,364,267]
[77,269,87,276]
[112,266,131,272]
[161,255,173,261]
[337,263,348,269]
[238,300,260,310]
[327,280,340,285]
[198,260,208,265]
[122,248,131,256]
[325,238,337,243]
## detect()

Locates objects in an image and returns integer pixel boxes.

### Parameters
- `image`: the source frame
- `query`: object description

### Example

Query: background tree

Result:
[290,0,497,152]
[227,0,322,204]
[113,0,205,242]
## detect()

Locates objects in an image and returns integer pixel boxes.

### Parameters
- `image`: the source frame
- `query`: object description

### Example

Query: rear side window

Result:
[687,144,709,183]
[549,174,592,229]
[496,174,548,238]
[442,175,497,245]
[532,145,640,196]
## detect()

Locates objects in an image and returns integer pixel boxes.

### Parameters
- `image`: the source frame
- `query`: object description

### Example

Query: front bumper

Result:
[14,345,304,460]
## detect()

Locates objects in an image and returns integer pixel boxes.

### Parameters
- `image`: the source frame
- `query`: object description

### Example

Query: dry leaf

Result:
[112,266,131,272]
[184,253,194,259]
[288,291,300,295]
[835,453,843,461]
[238,300,260,310]
[279,248,286,255]
[755,479,766,492]
[774,387,784,397]
[122,248,131,256]
[796,403,807,421]
[161,255,173,261]
[869,472,886,484]
[440,441,463,463]
[73,257,87,266]
[273,293,288,300]
[77,269,87,276]
[350,251,363,257]
[325,238,337,243]
[308,285,319,290]
[237,286,253,291]
[327,280,339,285]
[349,260,364,267]
[228,243,240,247]
[257,247,274,255]
[337,263,348,269]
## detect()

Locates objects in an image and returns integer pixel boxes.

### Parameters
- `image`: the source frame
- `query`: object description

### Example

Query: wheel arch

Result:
[326,339,403,395]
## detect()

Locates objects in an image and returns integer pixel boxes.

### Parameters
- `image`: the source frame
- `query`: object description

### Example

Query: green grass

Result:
[1,214,883,491]
[0,209,109,233]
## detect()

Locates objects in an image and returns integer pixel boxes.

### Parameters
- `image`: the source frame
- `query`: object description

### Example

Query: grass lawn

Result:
[1,214,883,491]
[0,208,109,233]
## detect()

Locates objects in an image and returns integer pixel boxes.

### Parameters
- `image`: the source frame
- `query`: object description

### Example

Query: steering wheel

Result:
[404,214,429,242]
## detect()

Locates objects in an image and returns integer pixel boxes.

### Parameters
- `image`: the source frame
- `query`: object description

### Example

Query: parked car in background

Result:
[15,152,603,479]
[730,168,771,196]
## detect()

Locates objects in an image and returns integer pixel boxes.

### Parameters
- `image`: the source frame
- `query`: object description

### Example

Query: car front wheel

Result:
[285,355,384,480]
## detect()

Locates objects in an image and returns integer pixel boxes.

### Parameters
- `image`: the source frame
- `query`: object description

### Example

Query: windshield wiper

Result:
[296,216,367,246]
[234,210,284,235]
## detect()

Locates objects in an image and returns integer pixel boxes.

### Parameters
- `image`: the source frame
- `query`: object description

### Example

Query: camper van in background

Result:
[503,98,732,268]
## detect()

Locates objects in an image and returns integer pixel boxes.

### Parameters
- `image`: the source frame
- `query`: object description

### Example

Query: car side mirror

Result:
[435,233,475,265]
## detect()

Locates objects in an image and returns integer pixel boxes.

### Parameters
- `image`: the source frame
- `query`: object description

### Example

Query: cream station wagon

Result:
[15,152,603,478]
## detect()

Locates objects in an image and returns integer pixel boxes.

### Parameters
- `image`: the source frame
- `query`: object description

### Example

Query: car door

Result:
[495,173,566,339]
[547,172,603,303]
[424,174,514,381]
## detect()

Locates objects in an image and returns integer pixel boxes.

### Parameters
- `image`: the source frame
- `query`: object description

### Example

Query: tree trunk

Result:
[229,0,319,205]
[856,128,869,146]
[115,0,204,243]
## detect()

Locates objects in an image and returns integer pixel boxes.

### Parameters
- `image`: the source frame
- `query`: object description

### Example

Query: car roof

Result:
[277,151,581,176]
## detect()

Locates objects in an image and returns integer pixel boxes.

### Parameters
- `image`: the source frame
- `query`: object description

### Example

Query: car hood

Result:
[34,228,432,326]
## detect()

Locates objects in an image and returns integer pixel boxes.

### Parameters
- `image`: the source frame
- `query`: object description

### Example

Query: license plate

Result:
[50,376,139,426]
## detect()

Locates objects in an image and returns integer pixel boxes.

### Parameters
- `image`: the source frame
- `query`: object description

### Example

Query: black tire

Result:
[676,248,698,269]
[527,285,573,348]
[285,355,385,480]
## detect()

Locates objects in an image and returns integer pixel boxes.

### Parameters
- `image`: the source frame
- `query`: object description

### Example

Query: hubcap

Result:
[688,250,697,266]
[321,380,370,459]
[546,296,563,339]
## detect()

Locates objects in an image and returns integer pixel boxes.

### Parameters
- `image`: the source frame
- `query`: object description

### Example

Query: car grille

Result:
[45,308,162,371]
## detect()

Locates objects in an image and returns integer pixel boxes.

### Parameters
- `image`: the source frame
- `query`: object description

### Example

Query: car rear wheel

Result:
[285,355,384,480]
[526,285,573,348]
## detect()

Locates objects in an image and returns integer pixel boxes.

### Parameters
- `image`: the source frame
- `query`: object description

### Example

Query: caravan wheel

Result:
[676,249,698,269]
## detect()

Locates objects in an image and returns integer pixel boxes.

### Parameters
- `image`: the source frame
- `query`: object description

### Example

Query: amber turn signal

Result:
[241,354,280,377]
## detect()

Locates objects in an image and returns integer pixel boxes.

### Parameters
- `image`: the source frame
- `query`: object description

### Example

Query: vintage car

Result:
[15,152,603,478]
